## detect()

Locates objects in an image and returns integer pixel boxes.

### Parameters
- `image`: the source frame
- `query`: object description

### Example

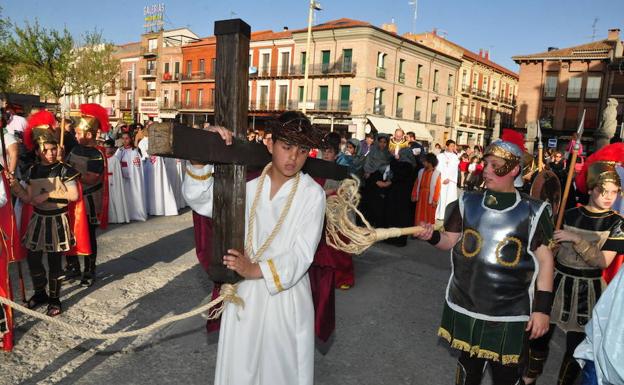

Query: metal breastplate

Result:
[447,192,545,319]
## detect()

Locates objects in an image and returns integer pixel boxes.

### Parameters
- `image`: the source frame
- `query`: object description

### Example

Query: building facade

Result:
[409,31,518,146]
[513,28,624,148]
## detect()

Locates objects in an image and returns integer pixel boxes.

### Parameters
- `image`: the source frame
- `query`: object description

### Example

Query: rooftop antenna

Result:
[408,0,418,34]
[591,17,599,41]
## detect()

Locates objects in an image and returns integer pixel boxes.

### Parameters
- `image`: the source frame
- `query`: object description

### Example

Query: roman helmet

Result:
[76,103,110,138]
[484,129,527,187]
[23,110,59,152]
[575,142,624,194]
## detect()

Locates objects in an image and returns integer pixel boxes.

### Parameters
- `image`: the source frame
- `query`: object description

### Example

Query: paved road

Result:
[3,210,565,384]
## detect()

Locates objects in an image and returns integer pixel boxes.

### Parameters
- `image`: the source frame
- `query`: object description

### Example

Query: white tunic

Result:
[181,164,214,217]
[165,158,187,210]
[214,172,325,385]
[435,151,460,220]
[138,137,178,216]
[0,177,7,208]
[114,147,147,222]
[106,155,130,223]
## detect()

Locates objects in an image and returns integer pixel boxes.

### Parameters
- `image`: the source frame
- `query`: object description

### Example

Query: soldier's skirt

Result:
[23,210,75,253]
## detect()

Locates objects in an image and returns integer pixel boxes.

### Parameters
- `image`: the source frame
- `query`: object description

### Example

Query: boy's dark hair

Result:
[322,132,341,154]
[425,153,438,167]
[365,133,374,139]
[267,111,323,148]
[446,139,456,147]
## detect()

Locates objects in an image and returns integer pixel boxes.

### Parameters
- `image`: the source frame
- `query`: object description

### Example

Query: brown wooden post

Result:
[211,19,251,283]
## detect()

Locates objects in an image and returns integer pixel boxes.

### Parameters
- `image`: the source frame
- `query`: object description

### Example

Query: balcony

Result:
[471,87,489,99]
[459,115,488,127]
[159,101,182,110]
[416,78,423,88]
[105,85,117,96]
[120,79,133,90]
[543,89,556,100]
[499,96,516,106]
[162,72,182,83]
[396,107,403,118]
[373,104,385,115]
[286,99,352,113]
[140,68,157,78]
[445,116,452,126]
[180,71,214,82]
[376,67,386,79]
[118,100,133,110]
[430,113,437,123]
[414,110,421,121]
[179,100,215,111]
[141,47,158,57]
[249,99,288,111]
[461,84,470,94]
[270,62,357,78]
[398,73,405,84]
[138,89,157,98]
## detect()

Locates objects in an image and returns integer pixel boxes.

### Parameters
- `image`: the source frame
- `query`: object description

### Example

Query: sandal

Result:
[26,292,49,309]
[46,301,62,317]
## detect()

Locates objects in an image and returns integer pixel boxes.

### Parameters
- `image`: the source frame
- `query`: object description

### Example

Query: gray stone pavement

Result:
[3,211,566,384]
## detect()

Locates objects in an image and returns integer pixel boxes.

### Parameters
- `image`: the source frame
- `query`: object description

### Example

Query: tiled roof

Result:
[512,39,616,61]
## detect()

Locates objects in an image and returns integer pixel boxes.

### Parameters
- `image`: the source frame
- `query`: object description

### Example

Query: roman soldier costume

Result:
[65,103,109,286]
[13,111,81,316]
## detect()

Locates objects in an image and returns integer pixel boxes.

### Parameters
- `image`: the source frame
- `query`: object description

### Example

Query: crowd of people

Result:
[1,104,624,385]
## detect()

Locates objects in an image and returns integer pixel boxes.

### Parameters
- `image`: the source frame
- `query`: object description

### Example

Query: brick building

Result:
[513,28,624,148]
[408,31,518,146]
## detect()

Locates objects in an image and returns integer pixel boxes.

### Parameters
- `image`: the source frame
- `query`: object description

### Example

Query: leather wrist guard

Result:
[533,290,554,315]
[427,230,441,246]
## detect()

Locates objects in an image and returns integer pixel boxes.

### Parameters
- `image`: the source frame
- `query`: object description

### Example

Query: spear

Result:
[537,120,544,171]
[0,125,26,303]
[556,109,585,230]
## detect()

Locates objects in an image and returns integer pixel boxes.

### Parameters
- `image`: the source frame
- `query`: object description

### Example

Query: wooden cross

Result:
[149,19,348,284]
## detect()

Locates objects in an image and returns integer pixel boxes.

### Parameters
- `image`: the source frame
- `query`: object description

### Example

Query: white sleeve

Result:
[258,185,325,295]
[181,164,214,217]
[0,178,7,208]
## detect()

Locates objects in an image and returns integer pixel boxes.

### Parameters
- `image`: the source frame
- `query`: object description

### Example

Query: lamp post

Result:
[302,0,322,115]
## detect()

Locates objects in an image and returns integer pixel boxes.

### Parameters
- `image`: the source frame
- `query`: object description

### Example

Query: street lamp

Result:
[302,0,322,115]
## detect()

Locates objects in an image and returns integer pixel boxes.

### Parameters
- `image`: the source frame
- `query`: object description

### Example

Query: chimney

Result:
[381,22,398,34]
[608,28,620,41]
[283,26,289,31]
[485,50,490,60]
[547,47,559,52]
[479,48,483,57]
[432,28,438,36]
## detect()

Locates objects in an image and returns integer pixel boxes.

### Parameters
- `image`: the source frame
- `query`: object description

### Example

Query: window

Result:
[126,70,133,86]
[185,89,191,106]
[319,85,329,110]
[540,106,554,129]
[199,59,205,75]
[261,53,270,75]
[398,59,406,83]
[280,52,290,75]
[198,89,203,108]
[174,90,179,104]
[431,100,438,123]
[259,86,269,109]
[416,64,423,87]
[433,70,439,92]
[586,76,602,99]
[339,85,350,110]
[544,74,557,98]
[148,38,157,52]
[174,62,180,76]
[374,88,384,115]
[164,62,170,74]
[414,96,421,120]
[321,50,331,73]
[564,106,579,129]
[447,74,454,95]
[298,86,304,102]
[376,52,386,78]
[567,77,581,99]
[396,93,403,118]
[278,85,288,109]
[186,60,192,76]
[300,51,306,74]
[445,103,452,126]
[492,80,497,96]
[461,70,468,89]
[342,49,352,72]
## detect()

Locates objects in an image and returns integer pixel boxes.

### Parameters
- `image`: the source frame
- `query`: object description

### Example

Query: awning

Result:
[367,115,433,142]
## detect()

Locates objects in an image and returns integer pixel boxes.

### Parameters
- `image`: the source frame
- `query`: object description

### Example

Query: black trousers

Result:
[27,251,62,299]
[66,224,98,274]
[456,351,521,385]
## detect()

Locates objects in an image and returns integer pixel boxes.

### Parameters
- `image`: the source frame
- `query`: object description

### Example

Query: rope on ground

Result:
[325,177,423,255]
[0,283,242,340]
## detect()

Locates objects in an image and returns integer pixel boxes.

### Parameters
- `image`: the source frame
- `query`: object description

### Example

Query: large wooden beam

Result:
[149,122,350,180]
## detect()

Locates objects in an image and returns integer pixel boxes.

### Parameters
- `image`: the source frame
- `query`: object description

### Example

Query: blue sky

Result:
[3,0,623,71]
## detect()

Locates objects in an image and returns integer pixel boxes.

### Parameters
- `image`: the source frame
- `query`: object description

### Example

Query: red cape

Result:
[95,146,109,229]
[20,182,92,256]
[0,173,15,351]
[604,255,624,284]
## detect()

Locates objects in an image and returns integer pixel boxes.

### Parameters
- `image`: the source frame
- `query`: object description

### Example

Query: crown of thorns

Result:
[269,116,324,149]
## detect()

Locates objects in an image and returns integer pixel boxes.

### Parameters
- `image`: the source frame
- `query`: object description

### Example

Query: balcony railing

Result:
[396,107,403,118]
[471,87,488,99]
[414,110,421,121]
[459,115,488,127]
[398,73,405,84]
[543,89,556,99]
[159,101,182,110]
[461,84,470,93]
[105,86,116,95]
[118,100,133,110]
[445,116,452,126]
[263,62,357,78]
[138,89,157,98]
[180,71,214,82]
[376,67,386,79]
[162,72,182,82]
[430,113,437,123]
[120,79,133,90]
[140,68,157,77]
[416,78,423,88]
[179,100,215,110]
[373,104,385,115]
[288,99,352,112]
[141,47,158,57]
[249,99,289,111]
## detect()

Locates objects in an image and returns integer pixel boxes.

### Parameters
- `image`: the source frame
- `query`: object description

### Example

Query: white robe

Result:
[107,155,130,223]
[214,173,326,385]
[181,164,214,217]
[435,151,460,220]
[139,137,178,216]
[165,158,187,210]
[115,147,147,222]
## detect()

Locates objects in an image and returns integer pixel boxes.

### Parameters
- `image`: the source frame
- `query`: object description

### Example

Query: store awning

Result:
[367,116,433,142]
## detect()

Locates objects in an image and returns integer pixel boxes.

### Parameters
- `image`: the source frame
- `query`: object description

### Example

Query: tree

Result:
[0,6,16,94]
[70,29,120,103]
[8,20,74,102]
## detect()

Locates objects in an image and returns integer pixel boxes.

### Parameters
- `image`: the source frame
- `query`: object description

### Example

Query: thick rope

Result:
[0,283,241,340]
[325,177,423,254]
